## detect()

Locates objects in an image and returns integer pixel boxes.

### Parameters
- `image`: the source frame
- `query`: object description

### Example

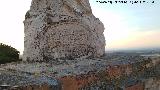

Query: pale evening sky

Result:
[0,0,160,54]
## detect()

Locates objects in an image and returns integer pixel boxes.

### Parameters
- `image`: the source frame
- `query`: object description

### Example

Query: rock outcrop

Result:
[23,0,105,61]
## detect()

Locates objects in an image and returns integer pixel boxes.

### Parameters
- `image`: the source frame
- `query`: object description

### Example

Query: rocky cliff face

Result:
[23,0,105,61]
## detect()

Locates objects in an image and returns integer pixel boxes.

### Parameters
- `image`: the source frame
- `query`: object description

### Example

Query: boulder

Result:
[23,0,105,61]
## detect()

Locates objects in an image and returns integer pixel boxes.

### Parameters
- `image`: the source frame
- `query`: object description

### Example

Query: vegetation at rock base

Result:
[0,43,21,64]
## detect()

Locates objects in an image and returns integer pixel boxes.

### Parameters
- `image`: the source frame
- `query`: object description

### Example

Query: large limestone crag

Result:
[23,0,105,61]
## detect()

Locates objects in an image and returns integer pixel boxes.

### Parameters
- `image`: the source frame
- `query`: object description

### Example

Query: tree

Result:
[0,43,20,64]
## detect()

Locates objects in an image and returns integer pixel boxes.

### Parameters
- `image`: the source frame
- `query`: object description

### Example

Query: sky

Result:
[0,0,160,54]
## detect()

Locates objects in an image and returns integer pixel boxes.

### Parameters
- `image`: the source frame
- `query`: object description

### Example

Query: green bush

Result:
[0,43,20,64]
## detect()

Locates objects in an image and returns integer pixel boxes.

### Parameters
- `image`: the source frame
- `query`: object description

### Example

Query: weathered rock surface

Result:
[23,0,105,61]
[0,54,160,90]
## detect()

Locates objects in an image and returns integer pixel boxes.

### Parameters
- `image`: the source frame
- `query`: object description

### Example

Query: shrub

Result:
[0,43,20,64]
